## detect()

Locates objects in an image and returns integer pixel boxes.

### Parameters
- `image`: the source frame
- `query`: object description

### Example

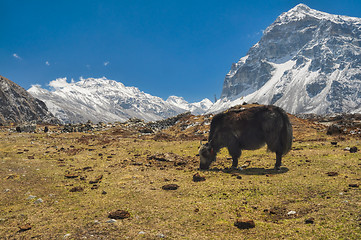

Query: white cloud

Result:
[48,77,70,90]
[45,61,50,66]
[104,61,110,66]
[13,53,22,60]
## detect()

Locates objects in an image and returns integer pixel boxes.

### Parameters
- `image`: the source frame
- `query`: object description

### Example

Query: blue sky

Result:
[1,0,361,102]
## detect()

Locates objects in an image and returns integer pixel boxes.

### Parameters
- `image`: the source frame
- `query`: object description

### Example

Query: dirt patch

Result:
[65,173,79,178]
[326,171,338,176]
[193,173,206,182]
[162,184,179,190]
[89,175,103,184]
[305,217,315,224]
[152,133,174,141]
[18,223,32,233]
[69,186,84,192]
[264,205,315,222]
[108,210,131,219]
[234,219,255,229]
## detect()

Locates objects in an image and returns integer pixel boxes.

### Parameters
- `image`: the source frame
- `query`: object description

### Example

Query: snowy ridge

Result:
[271,3,361,31]
[166,96,213,115]
[216,4,361,115]
[29,77,212,124]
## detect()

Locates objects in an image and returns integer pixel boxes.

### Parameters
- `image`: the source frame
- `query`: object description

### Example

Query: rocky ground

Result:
[1,105,360,239]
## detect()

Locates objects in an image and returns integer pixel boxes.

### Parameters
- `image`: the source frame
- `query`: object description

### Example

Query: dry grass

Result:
[0,116,360,239]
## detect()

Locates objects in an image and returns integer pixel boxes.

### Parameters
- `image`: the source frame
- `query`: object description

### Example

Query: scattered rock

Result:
[62,121,94,133]
[162,184,179,190]
[132,162,143,166]
[18,223,32,232]
[350,146,358,153]
[193,173,206,182]
[240,160,251,169]
[64,173,79,179]
[64,233,71,238]
[89,175,103,184]
[34,198,43,204]
[234,219,255,229]
[305,217,315,224]
[156,233,165,238]
[27,195,37,200]
[102,190,107,195]
[326,124,342,135]
[139,127,154,134]
[5,174,19,180]
[108,210,131,219]
[268,209,276,215]
[69,186,84,192]
[16,124,36,133]
[330,142,338,145]
[349,183,359,188]
[106,219,117,223]
[148,153,173,162]
[287,210,297,215]
[326,172,338,177]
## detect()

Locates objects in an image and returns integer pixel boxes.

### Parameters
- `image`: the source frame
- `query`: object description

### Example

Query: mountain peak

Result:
[218,4,361,115]
[272,3,361,29]
[290,3,311,13]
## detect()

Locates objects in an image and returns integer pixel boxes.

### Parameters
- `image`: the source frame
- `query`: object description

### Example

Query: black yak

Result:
[199,105,293,170]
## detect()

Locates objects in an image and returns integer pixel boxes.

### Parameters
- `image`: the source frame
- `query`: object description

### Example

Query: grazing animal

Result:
[199,105,293,170]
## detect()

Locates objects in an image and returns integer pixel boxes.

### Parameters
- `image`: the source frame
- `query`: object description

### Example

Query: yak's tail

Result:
[276,107,293,156]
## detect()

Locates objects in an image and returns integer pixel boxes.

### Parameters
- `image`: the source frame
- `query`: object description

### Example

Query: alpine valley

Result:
[28,77,212,124]
[209,4,361,115]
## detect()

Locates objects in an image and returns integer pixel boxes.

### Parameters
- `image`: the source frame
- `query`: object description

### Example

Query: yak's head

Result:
[199,142,216,170]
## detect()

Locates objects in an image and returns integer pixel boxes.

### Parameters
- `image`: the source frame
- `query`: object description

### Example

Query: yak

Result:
[199,105,293,170]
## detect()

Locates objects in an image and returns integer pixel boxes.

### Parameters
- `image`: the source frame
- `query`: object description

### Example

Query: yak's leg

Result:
[228,145,242,169]
[275,151,282,170]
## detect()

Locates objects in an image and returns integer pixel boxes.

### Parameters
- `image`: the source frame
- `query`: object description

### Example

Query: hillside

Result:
[1,107,360,239]
[0,75,59,125]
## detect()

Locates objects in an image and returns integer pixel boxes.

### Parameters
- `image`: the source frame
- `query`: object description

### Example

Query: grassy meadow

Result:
[0,114,360,239]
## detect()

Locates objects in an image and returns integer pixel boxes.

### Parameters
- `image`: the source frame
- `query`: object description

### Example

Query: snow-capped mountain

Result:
[166,96,213,115]
[28,77,212,124]
[211,4,361,114]
[0,75,59,124]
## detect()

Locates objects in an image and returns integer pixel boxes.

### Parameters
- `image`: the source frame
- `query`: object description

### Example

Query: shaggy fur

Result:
[199,105,293,170]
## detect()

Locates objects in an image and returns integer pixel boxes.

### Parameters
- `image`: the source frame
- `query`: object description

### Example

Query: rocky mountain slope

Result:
[28,77,212,124]
[212,4,361,114]
[0,75,59,124]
